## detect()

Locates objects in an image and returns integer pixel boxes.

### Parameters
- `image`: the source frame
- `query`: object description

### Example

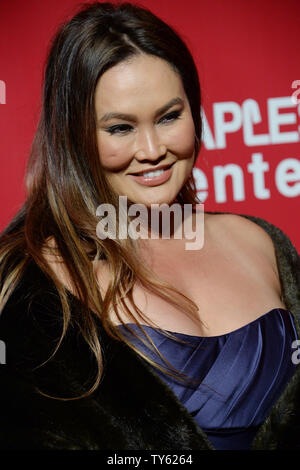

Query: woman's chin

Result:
[129,196,177,208]
[124,187,180,208]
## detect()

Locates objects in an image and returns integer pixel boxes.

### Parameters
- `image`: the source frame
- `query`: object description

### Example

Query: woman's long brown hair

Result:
[0,1,203,399]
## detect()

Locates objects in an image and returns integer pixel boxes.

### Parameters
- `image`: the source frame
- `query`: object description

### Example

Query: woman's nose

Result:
[134,128,167,161]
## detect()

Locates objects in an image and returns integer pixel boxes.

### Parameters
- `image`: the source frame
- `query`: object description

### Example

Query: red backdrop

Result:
[0,0,299,249]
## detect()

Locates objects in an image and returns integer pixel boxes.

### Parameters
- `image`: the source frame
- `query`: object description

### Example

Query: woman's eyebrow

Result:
[98,97,184,124]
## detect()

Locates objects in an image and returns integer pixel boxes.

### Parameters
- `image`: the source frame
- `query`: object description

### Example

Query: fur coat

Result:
[0,212,300,450]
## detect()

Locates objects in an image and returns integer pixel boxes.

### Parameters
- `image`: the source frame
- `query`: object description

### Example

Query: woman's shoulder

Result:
[204,211,277,259]
[205,211,298,257]
[204,211,280,286]
[205,211,300,307]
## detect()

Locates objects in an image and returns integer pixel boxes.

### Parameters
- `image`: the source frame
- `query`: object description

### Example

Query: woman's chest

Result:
[110,237,285,336]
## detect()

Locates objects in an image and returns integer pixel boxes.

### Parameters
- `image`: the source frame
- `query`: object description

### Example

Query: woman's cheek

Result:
[165,120,195,158]
[97,135,132,170]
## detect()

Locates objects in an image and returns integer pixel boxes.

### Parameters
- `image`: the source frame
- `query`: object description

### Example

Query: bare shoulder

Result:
[205,212,278,267]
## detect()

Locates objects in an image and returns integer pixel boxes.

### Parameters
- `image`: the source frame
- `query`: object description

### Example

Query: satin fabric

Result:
[118,308,298,450]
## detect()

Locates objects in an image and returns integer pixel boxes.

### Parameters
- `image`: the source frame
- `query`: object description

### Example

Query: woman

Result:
[0,2,299,451]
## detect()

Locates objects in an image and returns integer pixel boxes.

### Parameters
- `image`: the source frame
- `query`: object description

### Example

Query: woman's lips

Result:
[128,164,174,187]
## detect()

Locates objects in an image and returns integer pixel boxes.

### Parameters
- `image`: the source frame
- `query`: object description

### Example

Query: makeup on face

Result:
[95,54,196,206]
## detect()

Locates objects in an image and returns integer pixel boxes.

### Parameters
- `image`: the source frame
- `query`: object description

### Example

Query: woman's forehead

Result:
[94,54,186,115]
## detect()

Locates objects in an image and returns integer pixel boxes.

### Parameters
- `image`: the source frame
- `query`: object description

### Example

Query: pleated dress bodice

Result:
[118,307,298,450]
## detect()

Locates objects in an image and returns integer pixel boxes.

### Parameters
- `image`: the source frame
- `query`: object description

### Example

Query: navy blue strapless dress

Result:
[118,308,298,450]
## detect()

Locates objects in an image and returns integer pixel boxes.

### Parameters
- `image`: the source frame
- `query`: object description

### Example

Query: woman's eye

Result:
[106,124,133,135]
[159,110,181,124]
[105,110,181,135]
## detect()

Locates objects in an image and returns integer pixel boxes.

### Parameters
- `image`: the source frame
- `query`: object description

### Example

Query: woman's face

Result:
[95,54,196,207]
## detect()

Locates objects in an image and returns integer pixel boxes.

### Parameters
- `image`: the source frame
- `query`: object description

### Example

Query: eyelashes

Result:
[160,110,182,125]
[106,124,132,135]
[105,110,182,136]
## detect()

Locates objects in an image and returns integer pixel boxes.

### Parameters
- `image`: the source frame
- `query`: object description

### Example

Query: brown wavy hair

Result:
[0,1,203,399]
